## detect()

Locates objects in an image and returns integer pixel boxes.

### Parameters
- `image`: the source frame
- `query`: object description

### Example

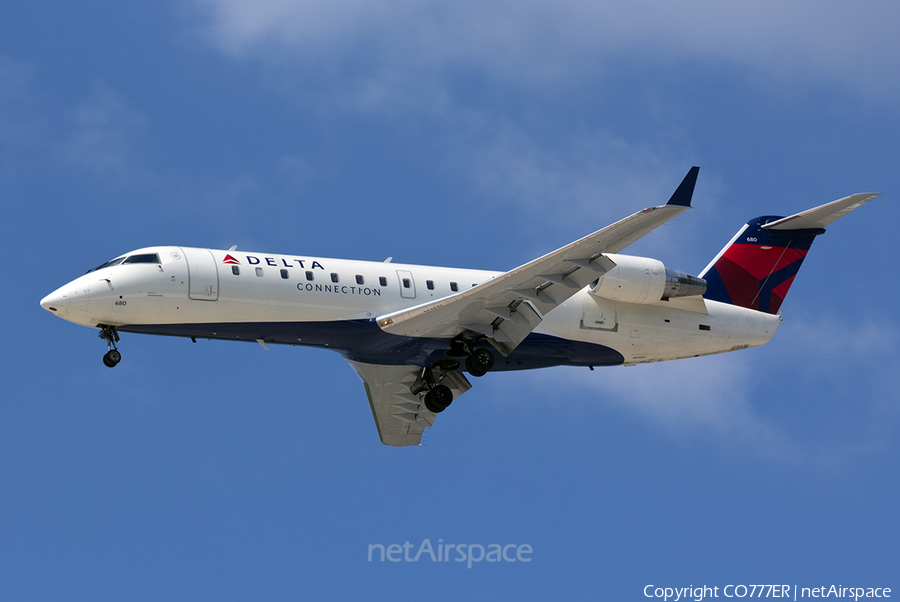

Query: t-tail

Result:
[700,193,881,314]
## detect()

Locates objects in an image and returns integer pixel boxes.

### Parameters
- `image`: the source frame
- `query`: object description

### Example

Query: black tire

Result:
[466,348,494,375]
[424,390,441,413]
[424,385,453,413]
[103,350,121,367]
[466,363,486,378]
[433,384,453,409]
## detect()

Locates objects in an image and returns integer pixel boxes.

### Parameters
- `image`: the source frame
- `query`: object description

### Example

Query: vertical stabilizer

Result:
[699,193,880,314]
[699,218,820,314]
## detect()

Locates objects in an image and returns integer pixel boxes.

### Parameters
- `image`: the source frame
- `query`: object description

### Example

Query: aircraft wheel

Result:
[424,385,453,413]
[103,350,121,368]
[466,348,494,376]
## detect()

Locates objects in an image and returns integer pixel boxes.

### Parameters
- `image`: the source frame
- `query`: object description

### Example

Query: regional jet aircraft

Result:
[40,168,880,445]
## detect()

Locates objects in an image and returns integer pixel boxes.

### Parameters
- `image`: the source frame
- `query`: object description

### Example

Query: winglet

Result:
[666,166,700,207]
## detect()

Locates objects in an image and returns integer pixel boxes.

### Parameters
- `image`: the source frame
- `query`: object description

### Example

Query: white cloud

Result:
[0,56,32,109]
[276,153,317,189]
[0,62,150,186]
[777,313,900,416]
[494,353,800,462]
[191,0,900,98]
[60,83,147,176]
[0,56,49,181]
[486,313,900,466]
[184,0,895,258]
[443,117,710,257]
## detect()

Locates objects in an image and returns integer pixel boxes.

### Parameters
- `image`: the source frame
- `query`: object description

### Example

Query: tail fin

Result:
[700,193,880,314]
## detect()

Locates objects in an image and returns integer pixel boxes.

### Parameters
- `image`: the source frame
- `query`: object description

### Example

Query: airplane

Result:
[40,167,881,446]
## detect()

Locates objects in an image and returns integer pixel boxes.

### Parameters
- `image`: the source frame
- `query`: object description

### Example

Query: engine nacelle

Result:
[589,254,707,304]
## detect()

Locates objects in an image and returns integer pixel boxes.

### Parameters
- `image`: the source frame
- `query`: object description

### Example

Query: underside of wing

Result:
[376,167,700,355]
[346,359,472,446]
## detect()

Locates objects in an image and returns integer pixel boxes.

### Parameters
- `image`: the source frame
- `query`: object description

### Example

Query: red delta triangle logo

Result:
[222,254,240,265]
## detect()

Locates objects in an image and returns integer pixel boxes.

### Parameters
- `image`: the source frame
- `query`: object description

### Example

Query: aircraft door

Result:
[181,247,219,301]
[396,270,416,299]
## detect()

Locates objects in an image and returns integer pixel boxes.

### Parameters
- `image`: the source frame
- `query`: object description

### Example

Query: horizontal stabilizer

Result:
[762,193,881,230]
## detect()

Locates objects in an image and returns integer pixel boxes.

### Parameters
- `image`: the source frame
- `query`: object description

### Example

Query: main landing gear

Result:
[446,334,495,377]
[99,325,121,368]
[418,335,496,414]
[424,384,453,414]
[465,348,494,377]
[415,361,459,414]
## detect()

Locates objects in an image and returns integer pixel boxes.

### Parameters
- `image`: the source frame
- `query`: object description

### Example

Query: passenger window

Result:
[450,282,458,292]
[331,273,339,283]
[402,278,411,289]
[306,271,314,281]
[256,267,264,277]
[426,280,434,290]
[232,266,240,276]
[280,269,289,279]
[379,276,388,287]
[356,275,365,285]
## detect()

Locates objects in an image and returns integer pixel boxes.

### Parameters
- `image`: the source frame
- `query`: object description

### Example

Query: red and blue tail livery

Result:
[700,217,819,314]
[701,193,881,314]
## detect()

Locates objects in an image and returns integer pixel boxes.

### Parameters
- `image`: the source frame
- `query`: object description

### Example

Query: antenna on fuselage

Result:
[228,245,238,251]
[383,257,392,263]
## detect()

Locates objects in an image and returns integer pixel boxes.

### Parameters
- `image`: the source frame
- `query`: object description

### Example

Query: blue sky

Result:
[3,1,899,599]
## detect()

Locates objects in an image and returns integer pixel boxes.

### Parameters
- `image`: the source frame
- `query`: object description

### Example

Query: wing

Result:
[376,167,700,355]
[347,359,472,446]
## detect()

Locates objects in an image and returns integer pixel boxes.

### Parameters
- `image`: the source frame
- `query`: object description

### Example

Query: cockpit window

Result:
[122,253,161,264]
[87,257,125,273]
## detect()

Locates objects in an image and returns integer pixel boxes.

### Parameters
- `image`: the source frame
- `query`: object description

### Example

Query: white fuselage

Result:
[41,246,780,368]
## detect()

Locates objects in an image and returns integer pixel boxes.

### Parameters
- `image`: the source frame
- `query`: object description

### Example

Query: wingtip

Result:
[666,166,700,207]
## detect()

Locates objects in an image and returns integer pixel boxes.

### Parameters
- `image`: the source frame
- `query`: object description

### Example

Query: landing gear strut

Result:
[99,325,121,368]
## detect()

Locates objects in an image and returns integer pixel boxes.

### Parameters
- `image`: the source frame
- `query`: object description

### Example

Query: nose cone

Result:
[40,288,67,314]
[41,275,98,325]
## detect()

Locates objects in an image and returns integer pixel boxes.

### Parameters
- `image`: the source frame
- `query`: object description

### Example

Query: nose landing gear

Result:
[103,350,121,367]
[99,325,121,368]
